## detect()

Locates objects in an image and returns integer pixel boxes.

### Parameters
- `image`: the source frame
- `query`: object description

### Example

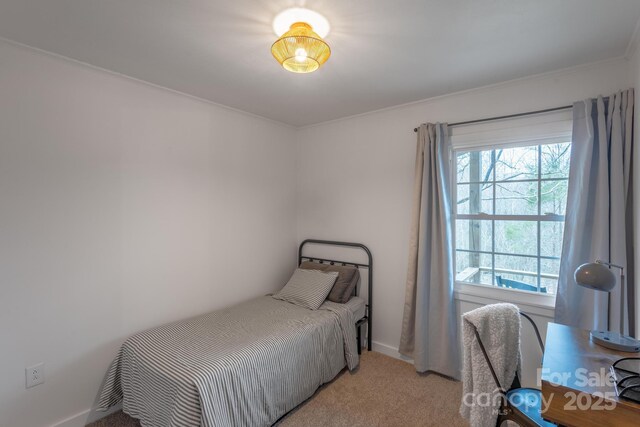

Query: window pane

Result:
[541,259,561,294]
[456,184,469,214]
[457,150,494,184]
[456,184,493,214]
[455,250,471,277]
[456,251,492,285]
[457,152,470,183]
[481,151,494,183]
[494,221,537,255]
[495,146,538,181]
[541,143,571,179]
[495,255,538,290]
[456,220,492,252]
[495,181,538,215]
[541,180,568,215]
[540,222,564,257]
[541,278,557,295]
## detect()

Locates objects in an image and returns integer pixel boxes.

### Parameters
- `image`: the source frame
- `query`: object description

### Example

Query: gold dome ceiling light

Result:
[271,8,331,73]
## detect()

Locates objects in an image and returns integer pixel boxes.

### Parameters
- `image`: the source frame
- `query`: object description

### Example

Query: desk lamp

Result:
[574,260,640,352]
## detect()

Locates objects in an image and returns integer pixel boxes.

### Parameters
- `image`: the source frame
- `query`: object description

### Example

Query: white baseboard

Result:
[372,340,464,380]
[371,340,413,363]
[50,404,121,427]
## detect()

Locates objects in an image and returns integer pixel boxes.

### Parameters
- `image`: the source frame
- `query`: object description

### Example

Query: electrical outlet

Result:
[25,363,45,388]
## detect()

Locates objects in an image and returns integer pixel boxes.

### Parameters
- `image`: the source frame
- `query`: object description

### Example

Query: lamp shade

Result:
[574,262,616,292]
[271,22,330,73]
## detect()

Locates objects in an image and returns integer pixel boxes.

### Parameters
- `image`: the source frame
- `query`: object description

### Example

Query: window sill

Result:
[454,282,556,316]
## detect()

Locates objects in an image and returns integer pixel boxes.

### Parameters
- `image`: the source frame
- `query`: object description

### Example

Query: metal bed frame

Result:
[298,239,373,352]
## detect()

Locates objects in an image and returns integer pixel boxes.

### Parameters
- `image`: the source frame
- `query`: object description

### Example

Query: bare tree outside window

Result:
[454,142,570,294]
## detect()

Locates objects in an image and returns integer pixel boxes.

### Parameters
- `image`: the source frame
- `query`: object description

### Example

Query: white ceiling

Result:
[1,0,639,127]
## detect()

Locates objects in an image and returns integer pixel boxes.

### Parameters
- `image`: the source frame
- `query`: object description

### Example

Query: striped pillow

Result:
[273,268,339,310]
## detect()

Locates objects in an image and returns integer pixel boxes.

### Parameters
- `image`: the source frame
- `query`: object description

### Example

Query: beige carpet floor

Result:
[88,351,468,427]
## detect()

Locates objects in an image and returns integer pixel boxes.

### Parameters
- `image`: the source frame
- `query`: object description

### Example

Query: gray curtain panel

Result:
[399,123,460,379]
[555,90,635,336]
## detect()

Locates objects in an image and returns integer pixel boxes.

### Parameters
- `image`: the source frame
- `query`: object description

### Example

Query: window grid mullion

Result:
[457,177,568,185]
[456,248,559,260]
[537,145,542,292]
[456,214,565,222]
[452,150,460,287]
[491,150,496,287]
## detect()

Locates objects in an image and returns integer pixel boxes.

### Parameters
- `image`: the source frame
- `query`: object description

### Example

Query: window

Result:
[453,133,571,295]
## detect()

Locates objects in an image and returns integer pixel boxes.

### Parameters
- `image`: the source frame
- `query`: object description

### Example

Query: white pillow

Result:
[273,268,339,310]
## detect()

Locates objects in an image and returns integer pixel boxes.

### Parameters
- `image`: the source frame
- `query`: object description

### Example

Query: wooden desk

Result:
[541,323,640,426]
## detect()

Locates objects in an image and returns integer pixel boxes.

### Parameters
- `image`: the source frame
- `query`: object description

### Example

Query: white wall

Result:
[0,40,298,427]
[296,58,632,381]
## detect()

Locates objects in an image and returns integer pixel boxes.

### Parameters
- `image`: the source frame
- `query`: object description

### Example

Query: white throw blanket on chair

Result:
[460,303,522,427]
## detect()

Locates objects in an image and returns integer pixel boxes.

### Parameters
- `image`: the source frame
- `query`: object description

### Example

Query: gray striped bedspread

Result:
[97,296,359,427]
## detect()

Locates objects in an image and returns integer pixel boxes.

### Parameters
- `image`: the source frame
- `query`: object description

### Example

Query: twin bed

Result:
[97,239,372,427]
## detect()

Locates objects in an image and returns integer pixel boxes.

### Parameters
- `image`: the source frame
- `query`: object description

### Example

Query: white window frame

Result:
[450,110,572,305]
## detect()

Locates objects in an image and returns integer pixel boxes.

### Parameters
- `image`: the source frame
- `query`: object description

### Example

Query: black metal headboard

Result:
[298,239,372,351]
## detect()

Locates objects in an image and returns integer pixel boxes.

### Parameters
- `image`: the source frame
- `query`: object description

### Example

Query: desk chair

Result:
[471,312,556,427]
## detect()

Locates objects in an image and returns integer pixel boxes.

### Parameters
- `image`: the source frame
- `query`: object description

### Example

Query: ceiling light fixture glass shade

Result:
[271,22,331,73]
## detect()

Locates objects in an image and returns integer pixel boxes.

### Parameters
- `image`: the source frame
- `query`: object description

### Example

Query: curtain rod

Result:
[412,105,573,132]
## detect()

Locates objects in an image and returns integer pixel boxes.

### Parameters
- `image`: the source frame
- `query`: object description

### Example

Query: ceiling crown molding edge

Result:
[624,14,640,59]
[298,55,629,131]
[0,36,296,131]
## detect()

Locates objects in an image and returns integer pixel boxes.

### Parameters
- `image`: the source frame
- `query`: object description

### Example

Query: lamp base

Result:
[590,330,640,352]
